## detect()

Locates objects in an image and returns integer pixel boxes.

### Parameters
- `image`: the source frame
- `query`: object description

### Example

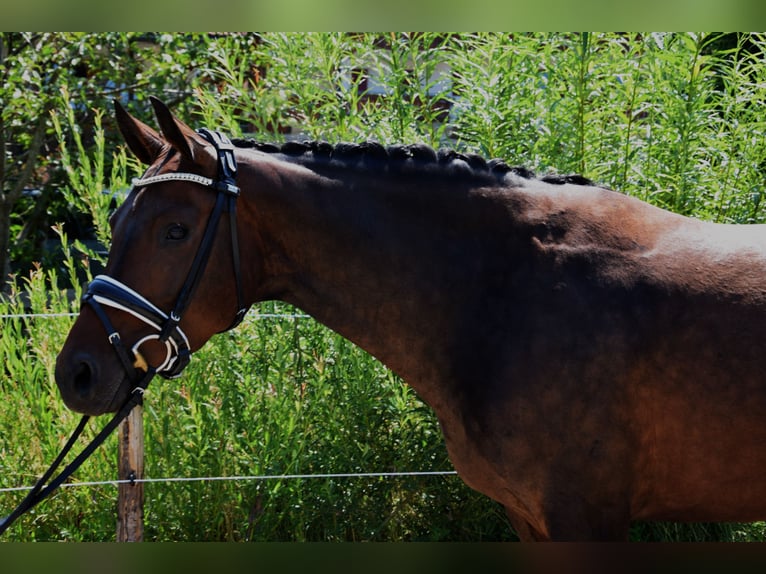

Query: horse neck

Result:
[238,153,485,406]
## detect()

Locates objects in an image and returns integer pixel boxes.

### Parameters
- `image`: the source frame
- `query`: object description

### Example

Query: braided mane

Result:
[232,139,594,187]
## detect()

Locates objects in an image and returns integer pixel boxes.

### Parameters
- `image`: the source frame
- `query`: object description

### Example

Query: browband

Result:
[132,172,240,196]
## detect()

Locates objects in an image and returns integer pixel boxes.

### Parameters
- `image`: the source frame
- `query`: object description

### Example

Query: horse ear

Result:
[149,96,209,164]
[114,99,165,164]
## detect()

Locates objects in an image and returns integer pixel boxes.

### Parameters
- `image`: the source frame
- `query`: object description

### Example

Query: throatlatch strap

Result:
[227,193,247,329]
[196,128,249,328]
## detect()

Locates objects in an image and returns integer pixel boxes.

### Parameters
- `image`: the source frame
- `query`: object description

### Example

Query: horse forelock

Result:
[231,138,594,187]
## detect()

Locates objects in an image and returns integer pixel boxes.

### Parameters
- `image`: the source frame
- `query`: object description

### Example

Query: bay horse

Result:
[55,97,766,541]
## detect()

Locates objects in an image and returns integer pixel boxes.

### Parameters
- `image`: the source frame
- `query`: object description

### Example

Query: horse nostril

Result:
[73,361,93,398]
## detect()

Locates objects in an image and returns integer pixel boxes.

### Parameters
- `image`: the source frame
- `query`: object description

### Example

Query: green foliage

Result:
[1,32,214,283]
[194,33,452,147]
[445,32,766,222]
[0,291,508,541]
[4,32,766,542]
[51,87,133,249]
[137,308,508,542]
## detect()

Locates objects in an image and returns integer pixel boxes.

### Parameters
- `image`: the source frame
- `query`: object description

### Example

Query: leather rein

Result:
[0,128,247,536]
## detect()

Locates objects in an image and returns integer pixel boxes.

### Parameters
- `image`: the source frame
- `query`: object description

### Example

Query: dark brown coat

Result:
[55,100,766,540]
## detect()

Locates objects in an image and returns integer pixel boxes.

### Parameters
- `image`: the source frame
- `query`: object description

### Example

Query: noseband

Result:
[83,128,248,383]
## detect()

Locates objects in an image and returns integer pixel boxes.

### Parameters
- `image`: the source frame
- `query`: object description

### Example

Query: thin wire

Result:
[0,470,458,493]
[2,311,433,494]
[0,312,77,319]
[253,313,310,319]
[0,311,310,320]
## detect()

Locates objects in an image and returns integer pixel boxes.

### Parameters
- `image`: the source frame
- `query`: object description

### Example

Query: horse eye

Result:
[165,223,188,241]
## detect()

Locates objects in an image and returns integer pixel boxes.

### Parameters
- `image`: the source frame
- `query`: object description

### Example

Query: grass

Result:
[141,305,509,542]
[1,287,508,541]
[4,32,766,541]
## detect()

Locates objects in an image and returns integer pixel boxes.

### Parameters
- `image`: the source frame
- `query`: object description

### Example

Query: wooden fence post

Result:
[117,403,144,542]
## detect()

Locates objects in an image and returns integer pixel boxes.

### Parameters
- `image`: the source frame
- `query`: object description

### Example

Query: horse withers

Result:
[55,97,766,540]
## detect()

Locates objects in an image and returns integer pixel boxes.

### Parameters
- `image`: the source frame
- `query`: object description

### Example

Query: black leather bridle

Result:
[84,128,247,381]
[0,128,248,536]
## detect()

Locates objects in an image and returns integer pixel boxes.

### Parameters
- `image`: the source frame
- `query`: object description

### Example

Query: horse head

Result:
[55,98,248,415]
